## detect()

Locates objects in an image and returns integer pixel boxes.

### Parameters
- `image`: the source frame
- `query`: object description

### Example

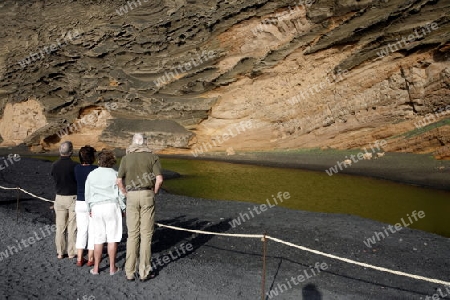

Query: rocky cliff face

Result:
[0,0,449,158]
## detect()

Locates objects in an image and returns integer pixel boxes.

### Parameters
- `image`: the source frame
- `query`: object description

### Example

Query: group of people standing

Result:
[50,133,163,281]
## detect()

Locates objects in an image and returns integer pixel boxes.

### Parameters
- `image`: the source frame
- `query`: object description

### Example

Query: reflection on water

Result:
[161,158,450,238]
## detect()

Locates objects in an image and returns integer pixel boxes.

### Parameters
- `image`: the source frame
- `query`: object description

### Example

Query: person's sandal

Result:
[90,269,99,275]
[86,260,95,267]
[76,258,86,267]
[110,267,121,276]
[140,271,157,282]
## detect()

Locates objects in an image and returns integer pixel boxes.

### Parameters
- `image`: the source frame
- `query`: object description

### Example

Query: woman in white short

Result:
[74,145,97,267]
[85,150,126,276]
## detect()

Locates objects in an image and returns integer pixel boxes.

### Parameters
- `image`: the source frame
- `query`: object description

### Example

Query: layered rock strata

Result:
[0,0,448,158]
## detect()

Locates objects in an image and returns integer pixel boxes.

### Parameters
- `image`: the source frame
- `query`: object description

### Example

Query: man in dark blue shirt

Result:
[51,141,79,259]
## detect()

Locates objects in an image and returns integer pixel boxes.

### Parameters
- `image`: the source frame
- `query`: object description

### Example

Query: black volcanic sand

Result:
[0,157,449,300]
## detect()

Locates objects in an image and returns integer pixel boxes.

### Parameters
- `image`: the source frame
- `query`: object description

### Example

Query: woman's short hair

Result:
[97,150,116,168]
[79,145,96,164]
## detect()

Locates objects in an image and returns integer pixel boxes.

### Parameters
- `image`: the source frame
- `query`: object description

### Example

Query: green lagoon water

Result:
[161,158,450,238]
[32,155,450,237]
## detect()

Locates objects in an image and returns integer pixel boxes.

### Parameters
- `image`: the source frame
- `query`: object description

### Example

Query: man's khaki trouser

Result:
[125,190,155,280]
[54,195,77,257]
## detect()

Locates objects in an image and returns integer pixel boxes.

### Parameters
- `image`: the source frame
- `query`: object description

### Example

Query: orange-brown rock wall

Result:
[0,0,448,158]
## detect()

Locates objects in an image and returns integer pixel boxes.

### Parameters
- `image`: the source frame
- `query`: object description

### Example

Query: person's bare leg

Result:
[88,249,94,262]
[77,249,84,264]
[108,242,118,274]
[92,244,102,274]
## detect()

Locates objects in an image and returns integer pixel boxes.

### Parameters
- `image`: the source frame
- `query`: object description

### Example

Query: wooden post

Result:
[16,187,20,222]
[261,233,267,300]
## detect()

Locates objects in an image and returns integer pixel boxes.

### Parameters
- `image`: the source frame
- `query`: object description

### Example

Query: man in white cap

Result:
[117,133,163,282]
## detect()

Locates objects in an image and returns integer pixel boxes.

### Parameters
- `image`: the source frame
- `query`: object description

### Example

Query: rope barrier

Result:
[155,222,264,239]
[17,188,55,203]
[265,236,450,286]
[0,185,54,203]
[1,184,449,287]
[0,186,21,190]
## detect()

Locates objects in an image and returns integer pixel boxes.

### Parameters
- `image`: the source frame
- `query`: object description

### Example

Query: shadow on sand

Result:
[117,215,233,274]
[302,283,322,299]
